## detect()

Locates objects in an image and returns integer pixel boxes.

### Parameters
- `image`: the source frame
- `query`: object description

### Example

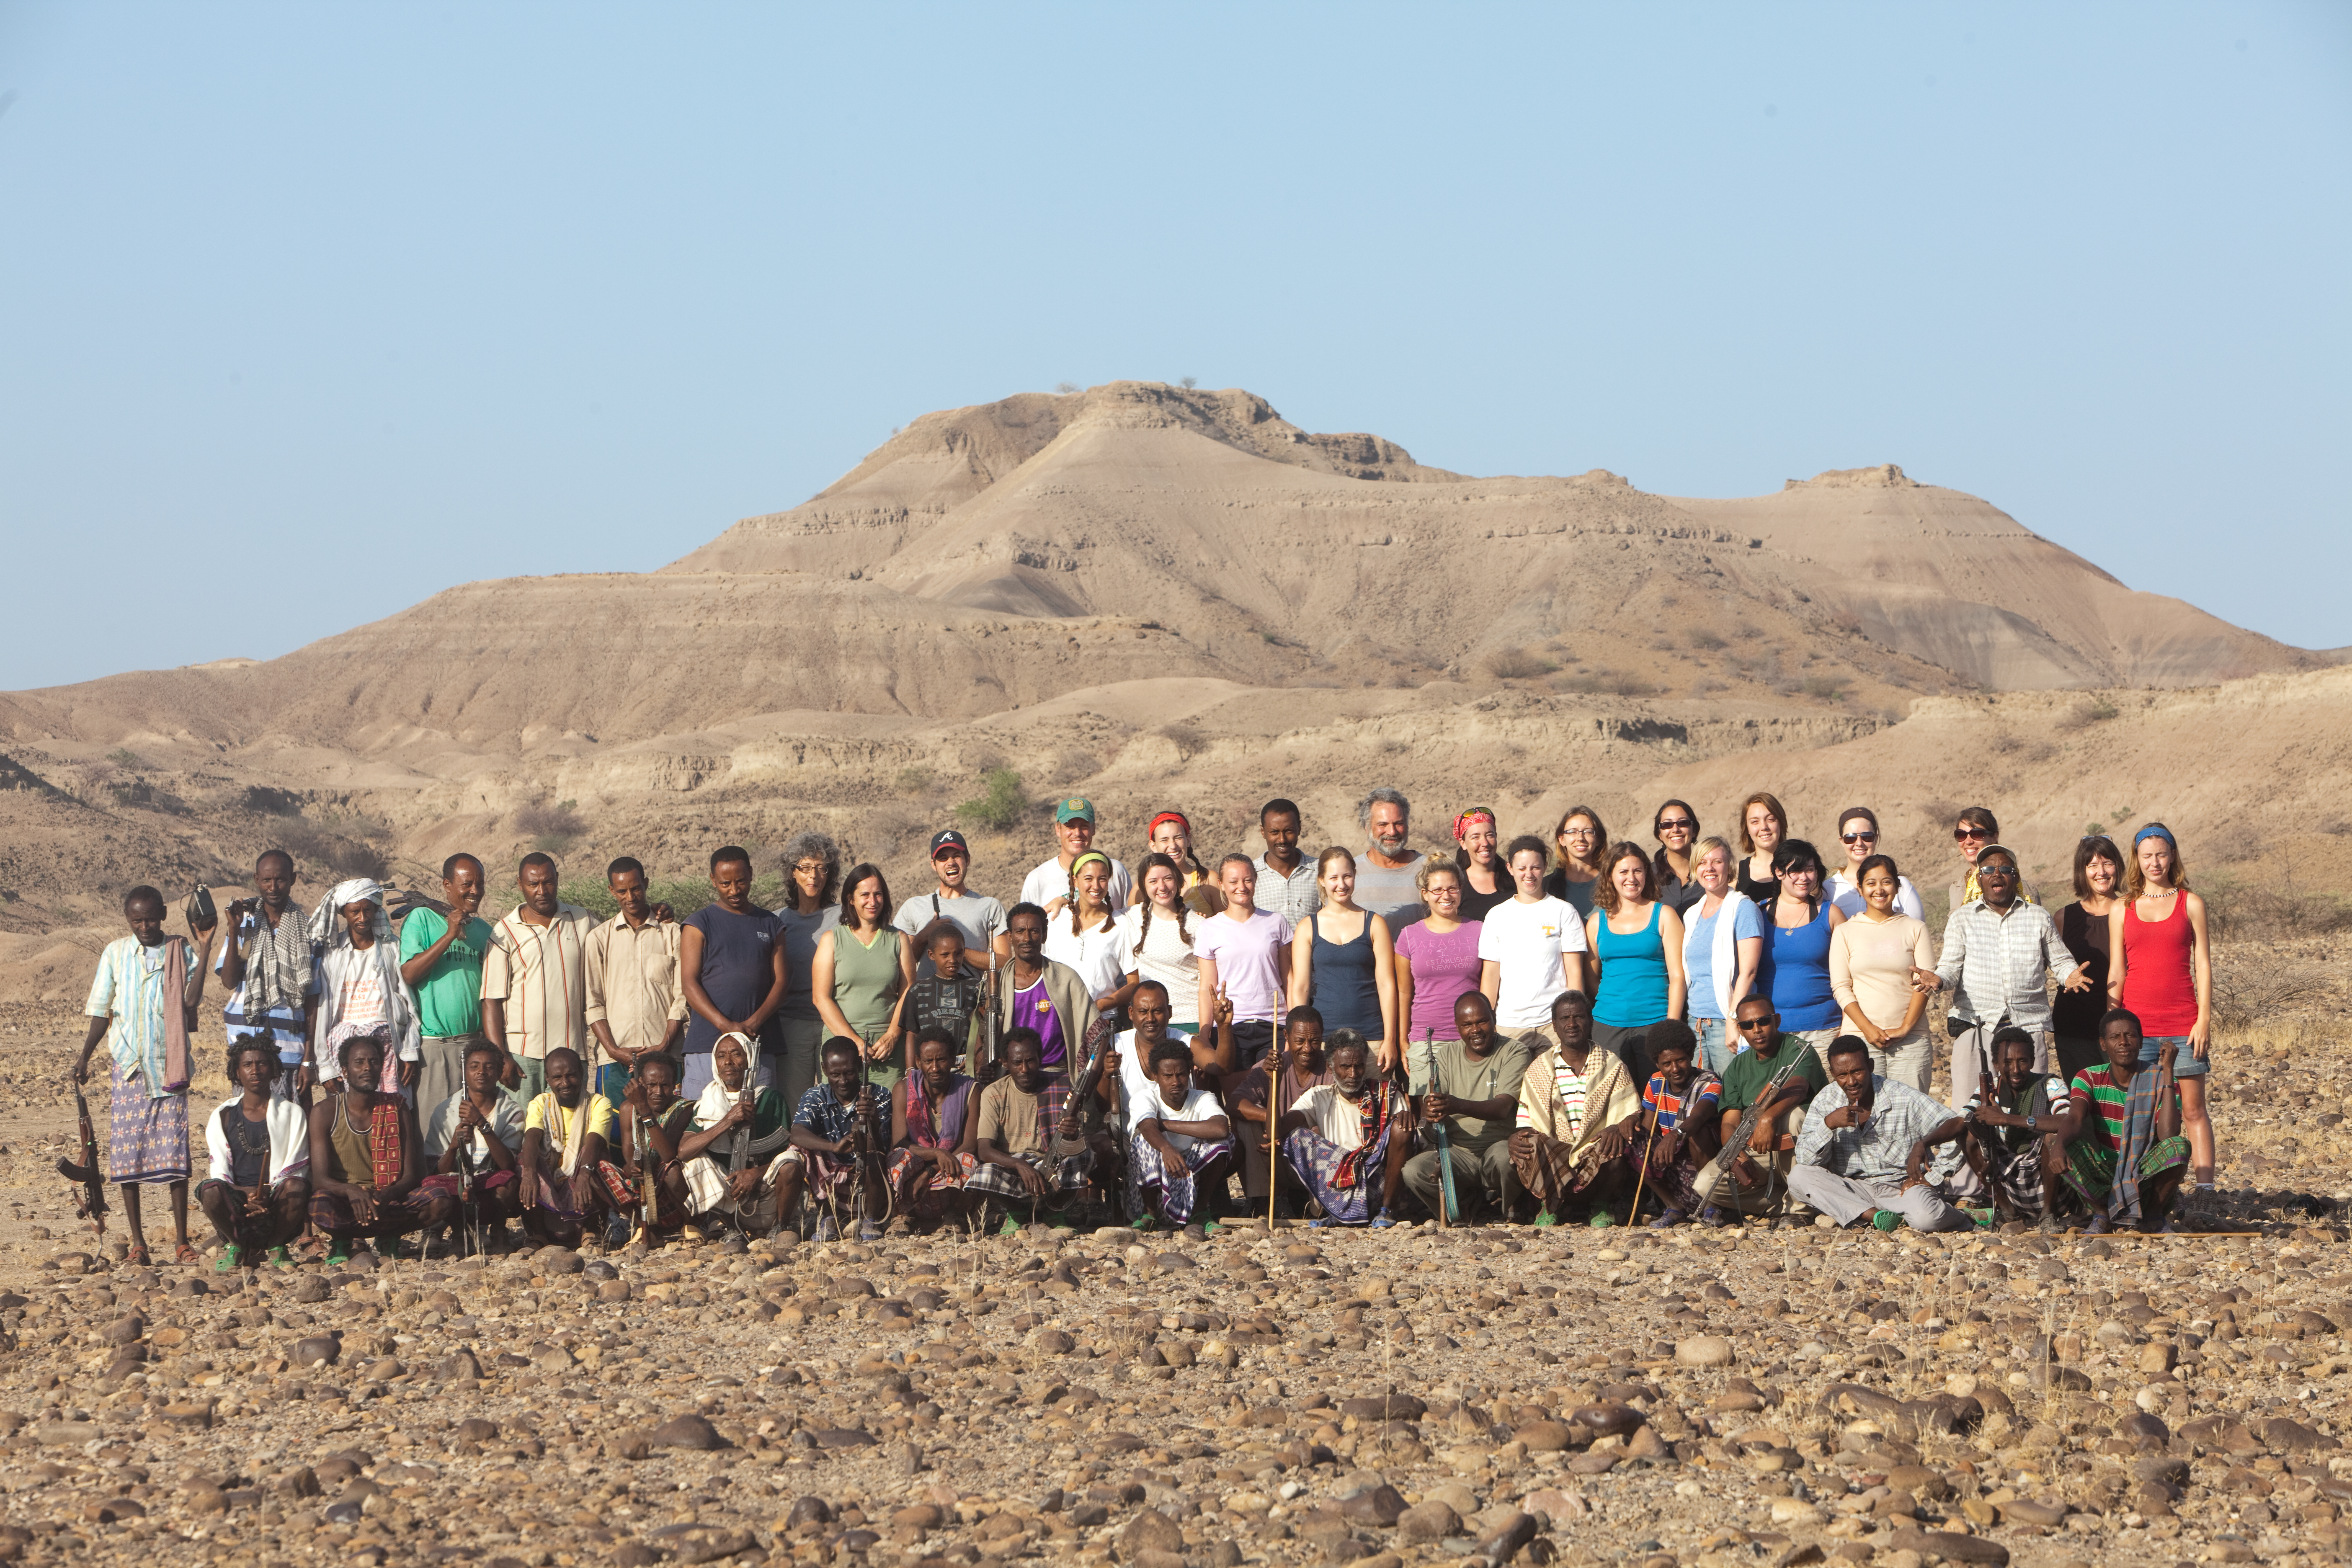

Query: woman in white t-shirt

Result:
[1042,852,1135,1021]
[1119,854,1202,1030]
[1476,835,1591,1031]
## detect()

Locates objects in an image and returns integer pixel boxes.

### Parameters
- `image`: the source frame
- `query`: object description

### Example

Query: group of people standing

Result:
[69,784,2220,1261]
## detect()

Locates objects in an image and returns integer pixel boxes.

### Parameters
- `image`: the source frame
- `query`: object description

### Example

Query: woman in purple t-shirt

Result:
[1394,861,1496,1046]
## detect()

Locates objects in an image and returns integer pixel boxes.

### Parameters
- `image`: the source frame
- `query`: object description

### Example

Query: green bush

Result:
[957,769,1030,833]
[559,873,786,922]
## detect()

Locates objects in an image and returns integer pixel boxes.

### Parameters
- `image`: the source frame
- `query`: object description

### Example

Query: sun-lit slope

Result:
[1669,465,2315,690]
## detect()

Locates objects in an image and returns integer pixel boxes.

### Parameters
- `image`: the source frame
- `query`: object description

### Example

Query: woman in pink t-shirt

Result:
[1194,854,1292,1072]
[1394,861,1497,1047]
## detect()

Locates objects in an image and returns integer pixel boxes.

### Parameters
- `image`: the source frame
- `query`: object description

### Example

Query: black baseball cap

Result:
[929,830,970,859]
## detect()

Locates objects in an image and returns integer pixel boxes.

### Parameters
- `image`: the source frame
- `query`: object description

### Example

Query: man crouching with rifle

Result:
[1959,1026,2077,1232]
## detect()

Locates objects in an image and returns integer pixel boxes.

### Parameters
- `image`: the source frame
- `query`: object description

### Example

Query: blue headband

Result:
[2133,823,2175,848]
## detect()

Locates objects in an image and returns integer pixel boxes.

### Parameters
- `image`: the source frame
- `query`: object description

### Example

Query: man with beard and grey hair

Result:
[1352,787,1428,931]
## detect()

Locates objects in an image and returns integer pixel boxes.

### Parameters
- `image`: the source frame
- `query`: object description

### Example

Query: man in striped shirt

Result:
[2060,1007,2187,1233]
[482,854,597,1104]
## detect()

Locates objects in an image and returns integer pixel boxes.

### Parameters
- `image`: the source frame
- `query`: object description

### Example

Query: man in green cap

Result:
[1020,797,1133,915]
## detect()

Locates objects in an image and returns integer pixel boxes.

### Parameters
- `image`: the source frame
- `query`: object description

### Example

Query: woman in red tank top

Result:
[2106,823,2214,1204]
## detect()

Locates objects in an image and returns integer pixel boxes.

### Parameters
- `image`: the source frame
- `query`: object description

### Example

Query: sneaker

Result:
[1870,1210,1903,1233]
[813,1215,841,1243]
[1308,1216,1336,1229]
[1646,1208,1685,1230]
[1368,1212,1397,1230]
[1699,1207,1730,1229]
[214,1244,245,1273]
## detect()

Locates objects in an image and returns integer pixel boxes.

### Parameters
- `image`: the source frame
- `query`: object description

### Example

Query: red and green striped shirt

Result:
[2068,1065,2180,1154]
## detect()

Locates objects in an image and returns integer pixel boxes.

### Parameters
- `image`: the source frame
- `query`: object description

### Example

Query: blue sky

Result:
[3,3,2347,689]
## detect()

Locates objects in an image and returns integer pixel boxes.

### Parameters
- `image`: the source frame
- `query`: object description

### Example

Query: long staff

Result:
[1421,1029,1456,1227]
[1623,1090,1661,1229]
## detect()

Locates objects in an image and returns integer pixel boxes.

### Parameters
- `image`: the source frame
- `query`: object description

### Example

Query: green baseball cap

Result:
[1054,797,1096,825]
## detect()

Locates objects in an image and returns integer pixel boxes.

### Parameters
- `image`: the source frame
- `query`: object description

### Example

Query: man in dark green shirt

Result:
[1712,997,1829,1226]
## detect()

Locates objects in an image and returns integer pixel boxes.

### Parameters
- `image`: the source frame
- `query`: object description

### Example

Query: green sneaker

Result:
[1870,1209,1903,1233]
[1532,1211,1558,1228]
[213,1244,245,1273]
[1587,1211,1616,1229]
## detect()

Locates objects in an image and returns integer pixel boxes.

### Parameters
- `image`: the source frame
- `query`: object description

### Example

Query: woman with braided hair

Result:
[1043,851,1133,1024]
[1119,853,1202,1034]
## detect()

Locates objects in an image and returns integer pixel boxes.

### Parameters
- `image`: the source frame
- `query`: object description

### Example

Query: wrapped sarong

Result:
[1126,1132,1233,1227]
[967,1148,1092,1201]
[1511,1130,1615,1215]
[1970,1134,2049,1217]
[107,1057,191,1185]
[1622,1135,1710,1216]
[1282,1123,1395,1225]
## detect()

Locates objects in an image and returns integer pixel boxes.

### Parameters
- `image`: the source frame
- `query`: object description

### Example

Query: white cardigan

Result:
[1683,889,1760,1023]
[204,1095,310,1187]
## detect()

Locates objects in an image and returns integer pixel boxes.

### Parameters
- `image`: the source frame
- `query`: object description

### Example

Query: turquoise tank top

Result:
[1593,900,1669,1028]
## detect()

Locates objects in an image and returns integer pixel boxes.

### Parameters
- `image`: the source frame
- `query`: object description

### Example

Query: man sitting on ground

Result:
[1229,1006,1332,1219]
[1509,991,1640,1227]
[1960,1025,2077,1231]
[1279,1032,1414,1228]
[679,1031,794,1237]
[1625,1022,1723,1229]
[307,1024,455,1264]
[518,1046,616,1248]
[969,1027,1098,1233]
[1403,993,1534,1225]
[425,1037,527,1251]
[198,1036,311,1270]
[887,1027,979,1228]
[2058,1007,2189,1235]
[774,1036,888,1242]
[1710,997,1828,1228]
[1127,1039,1234,1234]
[600,1051,695,1246]
[1789,1034,1973,1233]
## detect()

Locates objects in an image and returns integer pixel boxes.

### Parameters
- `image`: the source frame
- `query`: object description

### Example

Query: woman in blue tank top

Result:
[1583,843,1687,1081]
[1758,839,1847,1048]
[1285,846,1399,1068]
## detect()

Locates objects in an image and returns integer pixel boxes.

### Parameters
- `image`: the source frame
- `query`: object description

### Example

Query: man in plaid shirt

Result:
[1911,844,2092,1114]
[1790,1034,1975,1233]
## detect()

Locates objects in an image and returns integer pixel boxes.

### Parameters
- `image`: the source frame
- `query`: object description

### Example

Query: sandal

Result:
[214,1245,246,1273]
[269,1246,295,1268]
[324,1244,354,1266]
[175,1243,201,1266]
[124,1244,150,1267]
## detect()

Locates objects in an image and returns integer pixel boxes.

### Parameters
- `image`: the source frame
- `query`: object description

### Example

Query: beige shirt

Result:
[583,913,687,1065]
[975,1075,1047,1158]
[481,903,597,1061]
[1289,1082,1377,1149]
[1828,912,1934,1031]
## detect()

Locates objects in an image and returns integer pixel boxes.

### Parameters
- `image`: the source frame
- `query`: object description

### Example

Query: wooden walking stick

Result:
[1420,1028,1456,1228]
[1624,1091,1661,1229]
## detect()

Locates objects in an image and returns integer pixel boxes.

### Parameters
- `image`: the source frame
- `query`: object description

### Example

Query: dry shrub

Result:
[1485,647,1559,681]
[1158,724,1204,761]
[2211,963,2338,1032]
[2205,885,2352,941]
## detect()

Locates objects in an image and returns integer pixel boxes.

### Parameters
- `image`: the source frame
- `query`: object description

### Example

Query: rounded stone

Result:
[1674,1335,1735,1368]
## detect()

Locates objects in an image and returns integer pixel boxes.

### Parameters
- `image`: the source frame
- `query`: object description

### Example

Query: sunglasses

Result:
[1954,825,1991,841]
[1736,1016,1777,1031]
[1977,865,2018,879]
[1841,831,1877,844]
[1656,818,1697,833]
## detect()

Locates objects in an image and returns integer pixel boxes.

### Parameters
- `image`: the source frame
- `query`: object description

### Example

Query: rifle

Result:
[630,1108,660,1249]
[973,949,1001,1082]
[1420,1029,1457,1227]
[729,1045,756,1233]
[455,1132,482,1259]
[57,1086,108,1239]
[1689,1042,1812,1211]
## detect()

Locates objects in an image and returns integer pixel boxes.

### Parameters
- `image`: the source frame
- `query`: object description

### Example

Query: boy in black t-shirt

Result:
[902,924,987,1075]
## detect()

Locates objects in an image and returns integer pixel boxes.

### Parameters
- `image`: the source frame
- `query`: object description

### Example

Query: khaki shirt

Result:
[584,913,687,1067]
[481,903,596,1061]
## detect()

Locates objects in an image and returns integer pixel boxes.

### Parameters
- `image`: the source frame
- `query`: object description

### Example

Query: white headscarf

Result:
[311,878,420,1083]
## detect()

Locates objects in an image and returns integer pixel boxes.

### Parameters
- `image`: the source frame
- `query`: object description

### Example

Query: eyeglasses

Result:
[1840,831,1877,844]
[1977,865,2018,879]
[1561,827,1597,839]
[1954,825,1991,841]
[1656,818,1697,833]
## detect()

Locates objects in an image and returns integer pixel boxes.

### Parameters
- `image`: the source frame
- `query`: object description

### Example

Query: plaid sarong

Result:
[2062,1134,2190,1218]
[1126,1131,1232,1227]
[1283,1122,1393,1225]
[1973,1134,2048,1217]
[369,1101,405,1190]
[968,1149,1092,1200]
[1511,1129,1612,1216]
